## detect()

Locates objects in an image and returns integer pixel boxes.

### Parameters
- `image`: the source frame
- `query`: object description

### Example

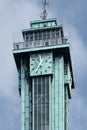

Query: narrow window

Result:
[47,31,50,39]
[33,76,49,130]
[51,30,55,39]
[30,33,33,41]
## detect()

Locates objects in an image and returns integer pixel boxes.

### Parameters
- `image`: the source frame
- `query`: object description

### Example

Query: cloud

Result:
[63,24,87,130]
[0,0,40,100]
[69,90,87,130]
[0,1,41,129]
[0,0,87,130]
[0,2,40,129]
[64,23,87,78]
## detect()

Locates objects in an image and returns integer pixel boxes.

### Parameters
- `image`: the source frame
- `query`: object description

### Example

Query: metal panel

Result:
[54,57,59,130]
[25,79,30,130]
[64,62,72,98]
[53,56,64,130]
[25,118,29,130]
[21,59,31,130]
[21,59,26,130]
[49,76,52,130]
[65,85,69,130]
[51,71,55,130]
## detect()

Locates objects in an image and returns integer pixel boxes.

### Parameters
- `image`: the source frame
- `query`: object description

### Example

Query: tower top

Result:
[40,0,48,20]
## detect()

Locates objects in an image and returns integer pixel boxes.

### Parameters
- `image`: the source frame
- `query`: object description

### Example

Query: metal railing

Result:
[13,37,69,50]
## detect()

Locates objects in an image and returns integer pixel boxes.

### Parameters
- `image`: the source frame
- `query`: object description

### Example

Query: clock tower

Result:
[13,18,74,130]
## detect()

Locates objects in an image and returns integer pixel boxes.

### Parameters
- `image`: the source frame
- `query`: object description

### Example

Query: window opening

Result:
[33,76,49,130]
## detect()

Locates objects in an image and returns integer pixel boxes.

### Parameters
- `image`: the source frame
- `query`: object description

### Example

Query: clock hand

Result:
[40,59,43,65]
[39,55,42,62]
[35,62,42,72]
[35,58,43,72]
[39,54,43,63]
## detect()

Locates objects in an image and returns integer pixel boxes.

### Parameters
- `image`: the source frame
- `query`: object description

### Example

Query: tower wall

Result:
[13,18,74,130]
[19,59,32,130]
[51,56,65,130]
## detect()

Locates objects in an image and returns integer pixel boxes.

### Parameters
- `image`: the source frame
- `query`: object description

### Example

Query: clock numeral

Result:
[32,58,35,61]
[48,56,51,59]
[45,70,47,72]
[45,60,48,63]
[48,66,51,68]
[31,64,33,66]
[32,68,34,71]
[49,61,52,63]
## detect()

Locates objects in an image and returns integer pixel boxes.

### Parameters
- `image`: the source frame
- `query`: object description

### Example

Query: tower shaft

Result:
[13,18,74,130]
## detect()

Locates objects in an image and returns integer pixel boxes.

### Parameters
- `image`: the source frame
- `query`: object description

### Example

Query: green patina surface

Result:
[22,19,63,33]
[53,56,64,130]
[14,18,74,130]
[30,51,53,76]
[13,43,70,54]
[22,25,63,32]
[20,59,31,130]
[30,18,57,29]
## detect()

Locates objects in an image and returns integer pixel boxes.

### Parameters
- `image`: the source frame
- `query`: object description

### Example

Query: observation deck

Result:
[13,37,69,50]
[13,18,74,89]
[13,18,69,50]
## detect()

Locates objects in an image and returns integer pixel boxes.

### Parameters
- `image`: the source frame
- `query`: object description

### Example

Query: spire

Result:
[40,0,48,20]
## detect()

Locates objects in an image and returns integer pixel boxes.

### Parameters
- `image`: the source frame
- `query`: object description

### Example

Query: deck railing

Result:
[13,37,69,50]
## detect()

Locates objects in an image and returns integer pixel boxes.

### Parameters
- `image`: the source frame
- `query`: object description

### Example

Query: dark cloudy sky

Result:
[0,0,87,130]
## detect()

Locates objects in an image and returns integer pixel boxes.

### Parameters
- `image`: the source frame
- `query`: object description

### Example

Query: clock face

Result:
[30,52,53,76]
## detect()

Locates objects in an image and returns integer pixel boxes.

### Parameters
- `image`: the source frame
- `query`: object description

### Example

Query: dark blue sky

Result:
[0,0,87,130]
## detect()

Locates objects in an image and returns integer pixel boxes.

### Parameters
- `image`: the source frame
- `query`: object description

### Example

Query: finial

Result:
[40,0,48,20]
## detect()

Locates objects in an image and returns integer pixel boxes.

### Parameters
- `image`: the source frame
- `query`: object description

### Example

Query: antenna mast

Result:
[41,0,48,20]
